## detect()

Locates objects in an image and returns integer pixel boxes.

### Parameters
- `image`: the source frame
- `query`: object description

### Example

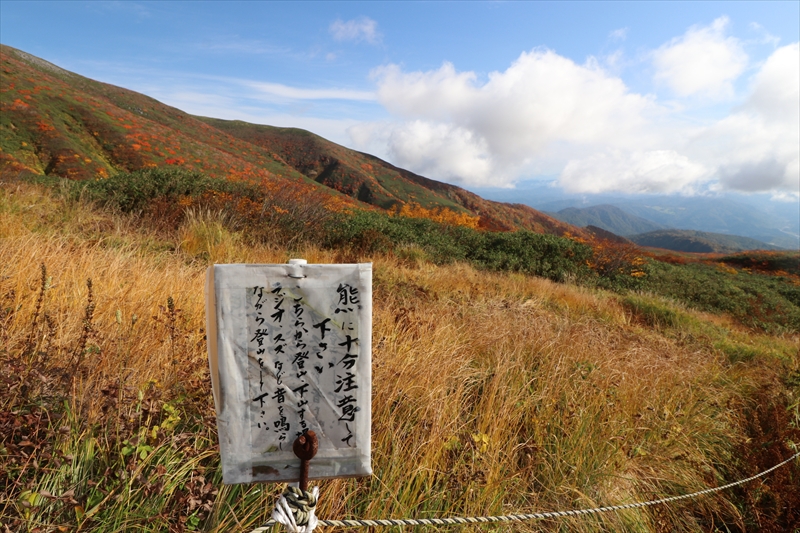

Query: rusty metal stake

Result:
[293,430,318,492]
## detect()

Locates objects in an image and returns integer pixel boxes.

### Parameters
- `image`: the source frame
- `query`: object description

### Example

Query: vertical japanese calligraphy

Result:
[245,279,364,456]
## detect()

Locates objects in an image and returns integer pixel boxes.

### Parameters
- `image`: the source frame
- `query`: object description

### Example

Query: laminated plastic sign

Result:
[205,260,372,485]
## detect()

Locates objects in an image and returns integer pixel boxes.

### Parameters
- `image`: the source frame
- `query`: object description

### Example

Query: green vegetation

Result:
[73,167,234,212]
[30,168,800,334]
[56,168,593,282]
[620,293,796,365]
[644,260,800,333]
[326,209,593,282]
[720,251,800,277]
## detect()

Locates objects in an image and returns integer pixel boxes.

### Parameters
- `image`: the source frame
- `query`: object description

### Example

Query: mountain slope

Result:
[0,44,581,237]
[629,229,783,253]
[550,204,665,236]
[193,116,576,233]
[0,46,311,187]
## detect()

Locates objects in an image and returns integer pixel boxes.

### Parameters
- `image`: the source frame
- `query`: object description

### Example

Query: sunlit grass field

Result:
[1,181,798,532]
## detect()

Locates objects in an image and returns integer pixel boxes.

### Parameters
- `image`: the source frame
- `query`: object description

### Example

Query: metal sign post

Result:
[293,431,318,492]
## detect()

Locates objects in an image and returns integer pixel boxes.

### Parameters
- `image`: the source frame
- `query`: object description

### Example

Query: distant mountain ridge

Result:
[628,229,783,254]
[0,44,582,238]
[550,204,665,236]
[483,185,799,250]
[548,203,786,253]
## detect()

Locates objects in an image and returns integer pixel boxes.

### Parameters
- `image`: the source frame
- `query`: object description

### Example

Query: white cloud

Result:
[349,22,796,197]
[609,27,628,41]
[385,121,494,184]
[652,16,748,99]
[560,150,710,194]
[351,50,658,187]
[329,17,381,45]
[744,42,800,122]
[691,43,800,194]
[749,22,781,47]
[563,43,799,196]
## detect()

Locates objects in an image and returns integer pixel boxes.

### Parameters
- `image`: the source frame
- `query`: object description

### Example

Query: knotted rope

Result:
[271,485,319,533]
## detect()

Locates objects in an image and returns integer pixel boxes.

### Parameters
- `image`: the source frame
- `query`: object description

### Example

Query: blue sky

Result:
[2,1,798,199]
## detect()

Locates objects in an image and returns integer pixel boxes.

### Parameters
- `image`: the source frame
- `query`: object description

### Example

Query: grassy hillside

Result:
[0,46,311,188]
[36,167,800,330]
[2,180,799,532]
[630,229,782,254]
[0,44,579,238]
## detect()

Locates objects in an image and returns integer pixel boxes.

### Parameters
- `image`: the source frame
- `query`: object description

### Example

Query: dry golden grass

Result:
[1,182,798,532]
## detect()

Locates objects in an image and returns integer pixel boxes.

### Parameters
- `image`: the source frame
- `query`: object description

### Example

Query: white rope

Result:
[271,486,319,533]
[251,451,799,531]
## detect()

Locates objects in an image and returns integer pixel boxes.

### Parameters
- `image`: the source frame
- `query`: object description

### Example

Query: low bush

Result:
[72,167,228,213]
[325,209,594,282]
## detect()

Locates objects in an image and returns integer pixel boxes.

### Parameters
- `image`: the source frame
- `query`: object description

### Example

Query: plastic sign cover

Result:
[205,262,372,485]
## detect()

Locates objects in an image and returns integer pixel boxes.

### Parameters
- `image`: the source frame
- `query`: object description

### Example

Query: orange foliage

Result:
[654,253,688,265]
[396,202,480,229]
[567,232,648,278]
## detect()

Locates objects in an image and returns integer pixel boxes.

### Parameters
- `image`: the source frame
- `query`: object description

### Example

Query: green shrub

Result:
[72,167,226,212]
[644,261,800,333]
[325,209,593,282]
[26,169,800,333]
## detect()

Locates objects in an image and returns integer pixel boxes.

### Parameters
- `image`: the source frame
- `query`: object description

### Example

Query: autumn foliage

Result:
[566,231,648,286]
[395,201,480,229]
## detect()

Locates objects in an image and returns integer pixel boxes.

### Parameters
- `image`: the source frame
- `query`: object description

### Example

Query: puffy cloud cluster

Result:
[349,19,799,197]
[652,16,748,99]
[690,42,799,193]
[351,50,657,188]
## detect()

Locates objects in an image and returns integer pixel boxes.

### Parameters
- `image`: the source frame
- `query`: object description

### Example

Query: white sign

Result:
[205,261,372,485]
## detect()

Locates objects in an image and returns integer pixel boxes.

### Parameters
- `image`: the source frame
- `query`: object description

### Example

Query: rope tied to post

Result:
[272,430,321,532]
[272,485,319,533]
